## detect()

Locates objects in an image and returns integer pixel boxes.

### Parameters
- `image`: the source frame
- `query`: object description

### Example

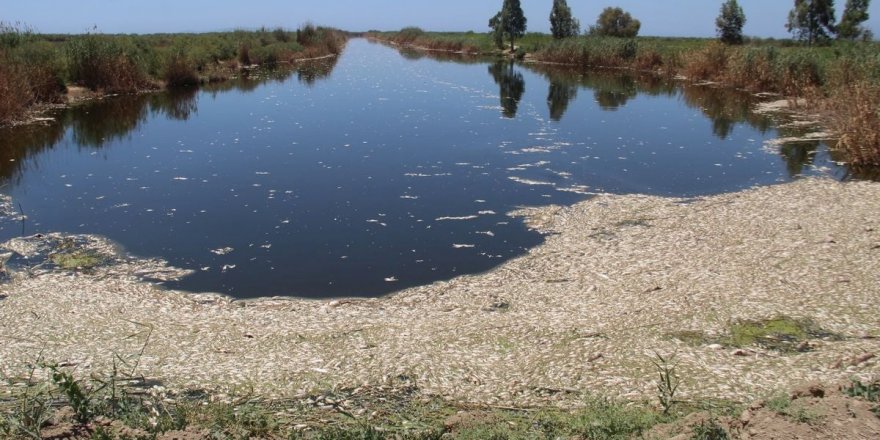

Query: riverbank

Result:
[0,25,347,126]
[369,30,880,168]
[1,178,878,434]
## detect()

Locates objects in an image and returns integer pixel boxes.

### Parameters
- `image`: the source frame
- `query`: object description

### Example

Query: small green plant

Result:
[766,393,822,424]
[49,366,92,423]
[844,379,880,402]
[690,417,729,440]
[652,353,680,415]
[0,361,55,440]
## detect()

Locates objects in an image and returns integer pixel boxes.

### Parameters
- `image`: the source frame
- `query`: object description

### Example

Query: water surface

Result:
[0,39,855,298]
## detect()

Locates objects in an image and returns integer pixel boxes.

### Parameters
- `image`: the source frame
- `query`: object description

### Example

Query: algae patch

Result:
[49,251,104,270]
[669,316,841,353]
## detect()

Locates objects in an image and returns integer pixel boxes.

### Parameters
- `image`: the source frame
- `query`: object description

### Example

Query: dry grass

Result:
[163,54,199,87]
[830,82,880,166]
[0,54,33,124]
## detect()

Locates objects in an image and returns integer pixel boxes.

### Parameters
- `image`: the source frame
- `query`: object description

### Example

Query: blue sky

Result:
[4,0,880,38]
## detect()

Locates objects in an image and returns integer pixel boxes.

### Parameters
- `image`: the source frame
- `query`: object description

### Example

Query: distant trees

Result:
[590,7,641,38]
[550,0,580,39]
[716,0,747,44]
[786,0,838,45]
[838,0,872,40]
[489,0,528,51]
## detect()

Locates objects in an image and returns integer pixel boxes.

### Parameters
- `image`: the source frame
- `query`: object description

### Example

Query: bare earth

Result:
[1,178,879,409]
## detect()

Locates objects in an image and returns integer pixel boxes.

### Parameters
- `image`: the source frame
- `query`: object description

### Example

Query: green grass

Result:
[0,364,676,440]
[766,393,823,425]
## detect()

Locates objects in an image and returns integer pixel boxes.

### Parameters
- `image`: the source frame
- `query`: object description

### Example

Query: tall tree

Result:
[590,7,641,38]
[550,0,580,39]
[838,0,871,40]
[786,0,837,45]
[716,0,747,44]
[501,0,528,51]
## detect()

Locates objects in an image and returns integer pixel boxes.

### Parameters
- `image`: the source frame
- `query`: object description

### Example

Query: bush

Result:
[0,52,33,124]
[163,54,199,87]
[66,34,147,93]
[830,81,880,166]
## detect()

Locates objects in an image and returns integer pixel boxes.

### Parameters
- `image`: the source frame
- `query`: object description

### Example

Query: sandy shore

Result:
[1,178,878,407]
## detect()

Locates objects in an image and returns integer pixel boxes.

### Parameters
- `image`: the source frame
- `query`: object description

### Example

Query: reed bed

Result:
[0,23,346,125]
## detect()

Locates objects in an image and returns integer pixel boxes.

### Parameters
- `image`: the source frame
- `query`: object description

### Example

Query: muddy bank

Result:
[0,178,879,407]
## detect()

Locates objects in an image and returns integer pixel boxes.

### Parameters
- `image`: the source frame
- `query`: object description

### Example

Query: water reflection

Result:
[0,122,65,186]
[547,81,578,121]
[488,62,525,118]
[527,64,676,118]
[679,84,773,139]
[0,39,874,299]
[0,59,340,184]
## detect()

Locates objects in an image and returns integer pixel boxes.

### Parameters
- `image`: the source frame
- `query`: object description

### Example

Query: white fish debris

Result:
[211,247,234,255]
[435,215,479,221]
[508,177,555,186]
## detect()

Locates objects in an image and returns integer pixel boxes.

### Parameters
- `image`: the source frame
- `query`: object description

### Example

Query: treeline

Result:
[0,23,346,125]
[371,0,879,167]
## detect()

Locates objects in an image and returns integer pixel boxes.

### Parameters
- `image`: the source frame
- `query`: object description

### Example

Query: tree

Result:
[838,0,871,40]
[502,0,527,51]
[786,0,837,45]
[489,12,505,49]
[716,0,747,44]
[550,0,580,39]
[489,0,528,51]
[591,7,641,38]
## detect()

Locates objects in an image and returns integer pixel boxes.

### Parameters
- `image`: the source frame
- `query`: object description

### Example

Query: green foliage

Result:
[563,397,664,439]
[0,363,55,440]
[495,0,527,50]
[690,418,730,440]
[550,0,580,39]
[489,13,505,49]
[66,33,149,93]
[787,0,838,45]
[49,367,92,423]
[838,0,871,40]
[591,7,641,38]
[652,353,680,415]
[717,0,747,45]
[844,378,880,401]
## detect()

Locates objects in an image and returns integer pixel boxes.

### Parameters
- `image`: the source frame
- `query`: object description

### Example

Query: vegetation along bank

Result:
[0,23,347,126]
[369,0,880,168]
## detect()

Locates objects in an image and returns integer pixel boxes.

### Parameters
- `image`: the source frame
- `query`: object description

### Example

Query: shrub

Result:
[238,43,251,65]
[830,81,880,166]
[396,27,426,44]
[66,34,147,93]
[683,42,729,80]
[0,52,33,124]
[163,53,199,87]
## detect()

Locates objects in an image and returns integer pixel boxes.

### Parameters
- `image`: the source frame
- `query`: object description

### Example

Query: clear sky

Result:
[4,0,879,38]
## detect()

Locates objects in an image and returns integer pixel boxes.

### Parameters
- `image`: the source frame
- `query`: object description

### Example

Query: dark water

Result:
[0,39,857,298]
